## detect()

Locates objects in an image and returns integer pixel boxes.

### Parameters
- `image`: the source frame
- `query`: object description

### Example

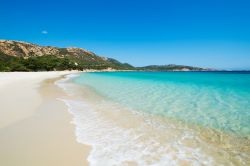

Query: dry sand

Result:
[0,72,90,166]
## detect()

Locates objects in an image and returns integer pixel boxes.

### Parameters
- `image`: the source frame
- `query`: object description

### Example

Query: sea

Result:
[56,71,250,166]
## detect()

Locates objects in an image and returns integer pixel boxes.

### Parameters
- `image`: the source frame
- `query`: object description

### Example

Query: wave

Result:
[55,73,249,166]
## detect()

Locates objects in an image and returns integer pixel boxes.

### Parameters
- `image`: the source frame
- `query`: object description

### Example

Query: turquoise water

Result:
[73,72,250,138]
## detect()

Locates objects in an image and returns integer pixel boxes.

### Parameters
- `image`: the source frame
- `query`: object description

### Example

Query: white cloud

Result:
[41,30,48,34]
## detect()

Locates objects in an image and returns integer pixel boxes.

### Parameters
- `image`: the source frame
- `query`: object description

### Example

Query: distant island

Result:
[0,40,212,72]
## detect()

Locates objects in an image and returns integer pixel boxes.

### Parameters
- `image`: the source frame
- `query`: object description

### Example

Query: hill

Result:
[0,40,211,72]
[139,64,210,71]
[0,40,134,71]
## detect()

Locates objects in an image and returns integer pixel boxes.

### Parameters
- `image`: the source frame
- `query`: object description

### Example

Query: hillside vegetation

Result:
[139,64,206,71]
[0,40,209,72]
[0,40,134,71]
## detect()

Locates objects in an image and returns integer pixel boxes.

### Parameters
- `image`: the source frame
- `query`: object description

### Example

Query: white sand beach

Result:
[0,72,90,166]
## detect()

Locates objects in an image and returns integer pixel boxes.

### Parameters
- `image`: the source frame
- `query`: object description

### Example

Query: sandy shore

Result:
[0,72,90,166]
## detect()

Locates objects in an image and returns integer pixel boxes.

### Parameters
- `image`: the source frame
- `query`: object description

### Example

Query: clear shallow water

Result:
[73,72,250,137]
[57,72,250,166]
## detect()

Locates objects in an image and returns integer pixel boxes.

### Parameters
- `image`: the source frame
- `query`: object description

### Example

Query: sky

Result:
[1,0,250,69]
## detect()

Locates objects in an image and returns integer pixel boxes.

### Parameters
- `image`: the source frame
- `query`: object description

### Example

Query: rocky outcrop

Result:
[0,40,59,57]
[0,40,99,59]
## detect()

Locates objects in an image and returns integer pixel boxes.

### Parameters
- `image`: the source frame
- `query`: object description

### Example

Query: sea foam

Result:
[56,72,250,166]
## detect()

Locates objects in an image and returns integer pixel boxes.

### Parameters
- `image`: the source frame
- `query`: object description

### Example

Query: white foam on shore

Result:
[55,73,80,94]
[55,73,247,166]
[61,99,216,166]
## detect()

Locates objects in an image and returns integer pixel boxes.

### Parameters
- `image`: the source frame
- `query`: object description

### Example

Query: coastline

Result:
[0,71,249,165]
[0,72,90,166]
[60,71,250,165]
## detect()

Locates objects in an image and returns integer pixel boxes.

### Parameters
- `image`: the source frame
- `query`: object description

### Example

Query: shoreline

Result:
[1,71,249,165]
[0,72,90,166]
[60,72,250,165]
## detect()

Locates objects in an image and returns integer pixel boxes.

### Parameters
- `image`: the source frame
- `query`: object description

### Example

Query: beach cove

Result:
[0,71,249,166]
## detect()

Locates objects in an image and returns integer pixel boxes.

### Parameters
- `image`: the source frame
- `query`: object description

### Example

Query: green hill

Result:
[0,40,134,71]
[0,40,211,72]
[138,64,209,71]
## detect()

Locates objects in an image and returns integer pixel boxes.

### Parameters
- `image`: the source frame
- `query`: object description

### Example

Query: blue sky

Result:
[1,0,250,69]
